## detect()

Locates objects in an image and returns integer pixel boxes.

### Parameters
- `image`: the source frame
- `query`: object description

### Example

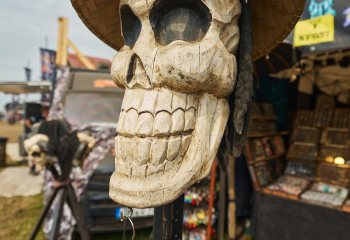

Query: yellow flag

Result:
[294,14,335,47]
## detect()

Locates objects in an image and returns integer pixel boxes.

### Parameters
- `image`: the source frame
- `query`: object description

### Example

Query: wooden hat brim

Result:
[71,0,305,60]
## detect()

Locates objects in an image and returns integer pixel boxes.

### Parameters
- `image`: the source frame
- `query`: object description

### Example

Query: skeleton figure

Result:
[109,0,241,208]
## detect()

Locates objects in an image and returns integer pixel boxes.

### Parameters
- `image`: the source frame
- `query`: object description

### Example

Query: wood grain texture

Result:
[109,0,239,208]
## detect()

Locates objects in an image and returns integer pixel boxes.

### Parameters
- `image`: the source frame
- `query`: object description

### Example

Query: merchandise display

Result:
[284,160,316,178]
[248,136,285,162]
[183,180,217,240]
[249,102,278,134]
[287,143,318,161]
[262,107,350,212]
[246,103,286,190]
[294,109,350,128]
[182,228,207,240]
[319,146,350,163]
[183,208,215,229]
[294,110,315,127]
[290,126,320,144]
[330,109,350,129]
[254,164,272,187]
[316,163,350,186]
[267,175,310,196]
[321,128,350,146]
[184,188,209,206]
[301,182,349,207]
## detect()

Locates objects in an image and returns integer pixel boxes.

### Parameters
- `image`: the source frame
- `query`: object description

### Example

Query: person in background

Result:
[25,104,50,135]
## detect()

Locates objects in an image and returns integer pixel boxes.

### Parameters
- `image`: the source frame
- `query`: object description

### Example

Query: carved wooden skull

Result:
[110,0,241,208]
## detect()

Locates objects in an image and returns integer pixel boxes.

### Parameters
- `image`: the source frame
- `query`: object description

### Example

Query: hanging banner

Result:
[40,48,56,81]
[40,48,57,105]
[289,0,350,52]
[294,14,335,47]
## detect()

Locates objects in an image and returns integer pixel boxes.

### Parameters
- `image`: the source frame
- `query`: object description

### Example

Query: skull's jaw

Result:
[109,89,229,208]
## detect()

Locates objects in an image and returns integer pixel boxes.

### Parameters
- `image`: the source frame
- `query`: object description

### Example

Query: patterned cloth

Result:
[43,67,116,239]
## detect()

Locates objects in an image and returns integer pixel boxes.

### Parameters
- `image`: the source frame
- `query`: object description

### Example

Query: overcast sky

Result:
[0,0,116,110]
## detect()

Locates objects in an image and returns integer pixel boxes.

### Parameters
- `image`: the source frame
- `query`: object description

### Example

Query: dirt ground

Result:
[0,121,22,143]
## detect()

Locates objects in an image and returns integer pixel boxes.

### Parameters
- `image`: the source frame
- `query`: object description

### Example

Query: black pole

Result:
[66,185,91,240]
[29,187,59,240]
[50,189,67,240]
[153,194,184,240]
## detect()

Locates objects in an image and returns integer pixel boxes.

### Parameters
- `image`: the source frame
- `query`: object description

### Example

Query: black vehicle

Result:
[62,69,153,234]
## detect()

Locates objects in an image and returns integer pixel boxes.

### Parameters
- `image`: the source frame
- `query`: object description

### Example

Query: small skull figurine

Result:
[110,0,241,208]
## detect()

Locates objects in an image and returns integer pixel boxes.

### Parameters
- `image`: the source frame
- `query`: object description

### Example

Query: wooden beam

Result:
[227,155,236,239]
[68,39,96,70]
[56,17,69,66]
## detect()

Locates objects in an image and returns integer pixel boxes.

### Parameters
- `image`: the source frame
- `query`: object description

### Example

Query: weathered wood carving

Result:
[109,0,241,208]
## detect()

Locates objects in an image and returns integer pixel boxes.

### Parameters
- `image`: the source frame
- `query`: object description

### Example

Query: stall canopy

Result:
[0,81,52,94]
[254,42,301,77]
[289,0,350,53]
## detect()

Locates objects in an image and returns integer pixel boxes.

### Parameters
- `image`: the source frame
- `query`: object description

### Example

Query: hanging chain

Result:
[121,207,135,240]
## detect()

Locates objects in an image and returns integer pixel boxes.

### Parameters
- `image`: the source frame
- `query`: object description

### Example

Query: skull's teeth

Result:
[184,108,196,131]
[116,88,197,178]
[117,89,198,137]
[150,139,167,165]
[154,112,171,135]
[167,136,181,161]
[136,112,153,135]
[171,110,185,133]
[115,135,192,177]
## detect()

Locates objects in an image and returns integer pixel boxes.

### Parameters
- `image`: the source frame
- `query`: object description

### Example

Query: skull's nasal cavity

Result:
[150,0,212,46]
[126,55,151,88]
[127,54,137,83]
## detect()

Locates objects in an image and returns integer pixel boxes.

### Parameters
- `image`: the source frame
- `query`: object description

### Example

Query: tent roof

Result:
[0,81,51,94]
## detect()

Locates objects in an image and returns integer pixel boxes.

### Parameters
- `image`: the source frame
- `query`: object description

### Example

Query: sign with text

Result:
[288,0,350,52]
[294,14,335,47]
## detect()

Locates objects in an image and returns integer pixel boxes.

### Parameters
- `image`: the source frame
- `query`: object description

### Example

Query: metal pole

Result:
[66,184,91,240]
[153,194,184,240]
[50,189,67,240]
[29,187,60,240]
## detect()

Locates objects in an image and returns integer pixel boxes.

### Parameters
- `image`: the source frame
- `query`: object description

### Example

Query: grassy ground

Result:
[0,192,152,240]
[0,122,43,239]
[0,194,45,240]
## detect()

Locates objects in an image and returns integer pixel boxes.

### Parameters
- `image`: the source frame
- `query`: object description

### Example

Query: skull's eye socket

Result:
[150,0,211,46]
[120,5,141,47]
[31,152,41,157]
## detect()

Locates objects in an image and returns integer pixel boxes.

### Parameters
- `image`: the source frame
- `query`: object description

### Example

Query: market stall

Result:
[249,1,350,239]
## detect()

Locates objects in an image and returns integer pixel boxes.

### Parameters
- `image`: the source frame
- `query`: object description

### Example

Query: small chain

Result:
[120,208,135,240]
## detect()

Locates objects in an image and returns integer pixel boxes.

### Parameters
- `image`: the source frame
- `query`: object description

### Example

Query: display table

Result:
[253,192,350,240]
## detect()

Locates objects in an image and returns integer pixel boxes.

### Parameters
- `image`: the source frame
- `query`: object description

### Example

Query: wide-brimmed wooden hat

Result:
[71,0,305,60]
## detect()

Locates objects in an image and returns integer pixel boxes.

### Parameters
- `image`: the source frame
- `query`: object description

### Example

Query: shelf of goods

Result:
[182,177,217,240]
[245,102,287,190]
[263,108,350,212]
